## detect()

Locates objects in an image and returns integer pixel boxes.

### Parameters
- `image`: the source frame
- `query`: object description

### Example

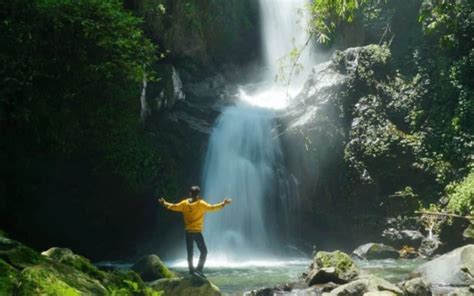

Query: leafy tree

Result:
[446,169,474,215]
[0,0,163,186]
[308,0,368,43]
[0,0,176,252]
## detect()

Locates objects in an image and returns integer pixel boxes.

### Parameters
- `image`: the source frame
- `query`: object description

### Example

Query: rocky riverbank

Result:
[0,232,221,296]
[250,244,474,296]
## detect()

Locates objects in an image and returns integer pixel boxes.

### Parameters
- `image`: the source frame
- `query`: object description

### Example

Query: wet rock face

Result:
[352,243,400,260]
[382,217,424,249]
[126,0,260,67]
[142,63,186,119]
[278,44,441,248]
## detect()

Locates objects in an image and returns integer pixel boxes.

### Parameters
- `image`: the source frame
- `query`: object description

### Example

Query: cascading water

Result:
[200,0,313,262]
[259,0,315,81]
[201,104,282,260]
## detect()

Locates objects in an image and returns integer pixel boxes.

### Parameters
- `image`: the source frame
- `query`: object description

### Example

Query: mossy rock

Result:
[132,254,176,281]
[104,270,161,296]
[0,258,18,294]
[0,237,46,269]
[42,247,158,295]
[42,247,105,281]
[17,263,107,295]
[313,250,359,282]
[150,276,221,296]
[0,239,161,296]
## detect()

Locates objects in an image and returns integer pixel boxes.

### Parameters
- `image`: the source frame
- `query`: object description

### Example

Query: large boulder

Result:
[0,236,46,269]
[131,254,175,281]
[307,250,359,285]
[17,263,108,295]
[150,276,221,296]
[411,244,474,287]
[352,243,400,260]
[42,247,104,280]
[322,275,403,296]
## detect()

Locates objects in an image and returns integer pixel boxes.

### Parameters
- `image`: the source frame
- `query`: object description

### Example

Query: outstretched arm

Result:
[203,198,232,212]
[158,198,186,212]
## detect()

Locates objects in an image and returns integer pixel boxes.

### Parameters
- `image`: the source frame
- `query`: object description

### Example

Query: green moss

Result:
[150,277,220,296]
[447,169,474,215]
[0,259,18,294]
[131,254,177,281]
[314,250,358,279]
[20,262,109,295]
[0,237,45,269]
[106,270,162,296]
[153,257,175,279]
[0,240,161,296]
[42,247,105,281]
[18,265,82,296]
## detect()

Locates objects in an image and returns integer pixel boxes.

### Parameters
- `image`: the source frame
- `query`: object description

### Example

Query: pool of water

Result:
[96,257,427,295]
[168,258,309,295]
[166,257,427,295]
[356,258,427,283]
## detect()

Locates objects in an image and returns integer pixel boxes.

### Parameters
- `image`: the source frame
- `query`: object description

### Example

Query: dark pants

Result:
[185,232,208,273]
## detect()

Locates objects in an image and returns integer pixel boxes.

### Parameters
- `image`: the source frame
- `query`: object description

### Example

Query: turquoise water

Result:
[96,257,426,295]
[169,259,309,295]
[167,258,426,295]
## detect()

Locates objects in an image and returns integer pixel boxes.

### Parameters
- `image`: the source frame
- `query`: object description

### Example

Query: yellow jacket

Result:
[163,198,225,232]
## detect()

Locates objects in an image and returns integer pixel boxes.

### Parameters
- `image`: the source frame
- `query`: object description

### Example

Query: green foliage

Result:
[447,169,474,215]
[314,250,358,281]
[42,248,105,281]
[2,236,163,295]
[308,0,368,43]
[411,0,473,171]
[19,266,82,296]
[0,0,163,187]
[314,1,472,214]
[419,0,473,50]
[0,259,18,295]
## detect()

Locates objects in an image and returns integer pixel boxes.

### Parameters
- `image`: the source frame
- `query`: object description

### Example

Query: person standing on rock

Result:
[158,185,232,277]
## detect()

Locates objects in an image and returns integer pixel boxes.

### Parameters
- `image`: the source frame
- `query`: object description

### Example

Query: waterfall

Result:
[259,0,314,81]
[202,104,282,259]
[200,0,312,262]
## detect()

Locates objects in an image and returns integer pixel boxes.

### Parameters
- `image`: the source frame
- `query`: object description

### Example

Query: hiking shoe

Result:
[195,270,206,278]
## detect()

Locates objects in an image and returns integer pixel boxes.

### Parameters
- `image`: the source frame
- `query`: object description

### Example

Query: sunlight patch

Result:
[237,86,300,110]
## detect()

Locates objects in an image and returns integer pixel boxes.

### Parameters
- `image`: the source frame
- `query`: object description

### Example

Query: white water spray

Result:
[200,0,314,263]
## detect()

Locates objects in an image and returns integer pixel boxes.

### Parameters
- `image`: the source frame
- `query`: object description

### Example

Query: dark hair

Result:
[190,186,200,198]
